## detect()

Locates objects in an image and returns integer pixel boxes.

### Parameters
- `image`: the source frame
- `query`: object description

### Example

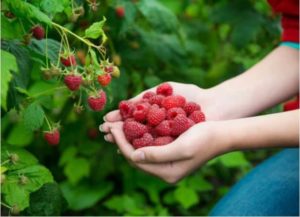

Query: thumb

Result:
[131,140,192,163]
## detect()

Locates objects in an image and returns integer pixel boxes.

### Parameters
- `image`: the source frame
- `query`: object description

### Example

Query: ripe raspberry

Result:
[283,99,299,111]
[60,55,77,67]
[161,95,186,110]
[153,136,174,146]
[31,25,45,40]
[97,73,112,86]
[119,100,134,119]
[143,91,156,99]
[156,83,173,96]
[149,95,164,106]
[133,103,150,122]
[44,128,60,146]
[171,114,190,136]
[184,102,201,115]
[147,106,166,126]
[167,107,186,119]
[64,74,82,91]
[188,118,195,128]
[88,90,107,111]
[155,120,172,136]
[189,111,206,123]
[132,133,153,149]
[123,120,148,142]
[115,6,125,18]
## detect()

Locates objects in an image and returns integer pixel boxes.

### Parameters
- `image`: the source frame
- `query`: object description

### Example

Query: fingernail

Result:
[103,116,107,122]
[104,135,108,141]
[132,151,145,162]
[99,124,104,132]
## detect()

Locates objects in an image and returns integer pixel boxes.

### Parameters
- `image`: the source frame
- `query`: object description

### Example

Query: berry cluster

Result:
[119,83,206,149]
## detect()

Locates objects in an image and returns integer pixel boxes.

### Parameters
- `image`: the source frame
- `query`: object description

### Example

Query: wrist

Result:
[212,120,234,155]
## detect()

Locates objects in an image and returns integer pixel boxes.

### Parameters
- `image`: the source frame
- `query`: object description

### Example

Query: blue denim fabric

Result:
[281,42,300,50]
[210,148,299,216]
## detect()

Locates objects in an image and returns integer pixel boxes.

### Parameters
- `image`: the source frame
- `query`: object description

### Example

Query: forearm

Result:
[205,46,299,120]
[216,110,299,152]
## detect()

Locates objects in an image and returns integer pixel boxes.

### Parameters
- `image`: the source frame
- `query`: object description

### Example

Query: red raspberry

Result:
[171,114,190,136]
[87,128,99,140]
[156,83,173,96]
[189,111,206,123]
[97,73,112,86]
[188,119,195,128]
[104,66,114,73]
[155,120,172,136]
[132,133,153,149]
[133,103,150,122]
[31,25,45,40]
[44,128,60,146]
[149,95,164,106]
[88,90,107,111]
[60,55,77,67]
[147,106,166,126]
[119,100,134,119]
[153,136,174,146]
[115,6,125,18]
[123,120,148,142]
[184,102,201,115]
[167,107,186,119]
[64,74,82,91]
[283,99,299,111]
[143,91,156,99]
[161,95,186,110]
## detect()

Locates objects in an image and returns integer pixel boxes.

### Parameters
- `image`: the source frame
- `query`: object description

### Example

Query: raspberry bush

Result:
[1,0,281,215]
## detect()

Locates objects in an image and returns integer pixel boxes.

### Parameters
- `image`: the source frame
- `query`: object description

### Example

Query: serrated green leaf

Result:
[174,186,199,209]
[84,17,107,40]
[60,181,113,211]
[6,122,34,147]
[64,157,90,185]
[28,39,61,64]
[23,103,45,131]
[1,50,17,110]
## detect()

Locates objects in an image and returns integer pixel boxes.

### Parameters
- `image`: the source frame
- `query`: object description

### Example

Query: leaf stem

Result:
[1,202,12,209]
[44,115,52,131]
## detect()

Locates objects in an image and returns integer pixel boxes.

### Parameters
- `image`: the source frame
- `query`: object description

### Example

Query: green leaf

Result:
[28,39,61,64]
[1,15,23,40]
[60,181,113,211]
[59,146,77,166]
[84,17,107,40]
[1,50,17,110]
[187,175,214,192]
[40,0,65,16]
[218,152,250,168]
[1,146,39,171]
[6,122,34,147]
[2,165,54,211]
[104,195,145,215]
[64,157,90,185]
[7,0,52,25]
[26,183,67,216]
[174,186,199,209]
[23,102,45,131]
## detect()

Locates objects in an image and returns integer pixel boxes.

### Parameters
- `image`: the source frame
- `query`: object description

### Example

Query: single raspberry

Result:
[60,55,77,67]
[115,6,125,18]
[283,99,299,111]
[143,91,156,99]
[44,128,60,146]
[149,95,164,106]
[153,136,174,146]
[167,107,186,119]
[188,118,195,128]
[133,103,150,122]
[171,114,190,136]
[156,83,173,96]
[189,111,206,123]
[184,102,201,115]
[97,73,112,86]
[161,95,186,110]
[87,128,99,140]
[31,25,45,40]
[104,66,114,73]
[64,74,82,91]
[123,120,148,142]
[88,90,107,111]
[155,120,172,136]
[132,133,153,149]
[119,100,134,119]
[147,106,166,126]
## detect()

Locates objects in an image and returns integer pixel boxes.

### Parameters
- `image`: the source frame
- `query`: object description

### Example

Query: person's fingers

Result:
[104,110,122,122]
[110,127,135,159]
[99,121,123,133]
[131,139,192,163]
[104,133,115,143]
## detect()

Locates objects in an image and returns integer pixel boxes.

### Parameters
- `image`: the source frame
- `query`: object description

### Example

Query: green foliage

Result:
[1,0,281,216]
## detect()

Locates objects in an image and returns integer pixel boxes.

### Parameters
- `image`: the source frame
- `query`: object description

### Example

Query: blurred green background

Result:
[1,0,282,215]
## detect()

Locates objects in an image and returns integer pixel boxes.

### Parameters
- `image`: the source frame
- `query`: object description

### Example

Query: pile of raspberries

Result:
[119,83,206,149]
